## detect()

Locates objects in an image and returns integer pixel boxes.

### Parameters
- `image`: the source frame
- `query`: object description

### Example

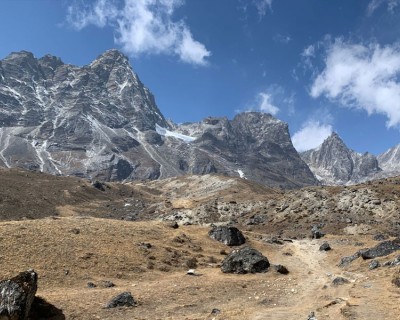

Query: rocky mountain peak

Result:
[301,132,380,185]
[0,49,318,188]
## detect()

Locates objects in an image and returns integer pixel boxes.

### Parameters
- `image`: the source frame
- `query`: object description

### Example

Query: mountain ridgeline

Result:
[0,50,318,189]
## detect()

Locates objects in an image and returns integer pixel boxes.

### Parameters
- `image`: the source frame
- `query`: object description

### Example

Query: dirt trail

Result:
[251,240,369,320]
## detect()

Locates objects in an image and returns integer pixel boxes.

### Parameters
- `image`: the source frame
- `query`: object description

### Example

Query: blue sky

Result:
[1,0,400,154]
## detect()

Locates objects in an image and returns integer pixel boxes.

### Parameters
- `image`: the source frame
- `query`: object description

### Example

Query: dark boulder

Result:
[209,226,245,246]
[0,269,38,320]
[106,292,136,308]
[360,238,400,260]
[319,242,331,251]
[221,247,269,274]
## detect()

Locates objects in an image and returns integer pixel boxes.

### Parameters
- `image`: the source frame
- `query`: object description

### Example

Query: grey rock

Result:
[221,246,270,274]
[307,311,317,320]
[361,238,400,260]
[311,225,325,239]
[319,242,331,251]
[369,260,380,270]
[338,250,364,267]
[332,277,350,286]
[0,269,38,320]
[105,292,136,308]
[209,226,245,246]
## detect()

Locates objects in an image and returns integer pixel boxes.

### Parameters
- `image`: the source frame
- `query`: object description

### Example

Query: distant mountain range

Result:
[0,50,318,189]
[300,132,400,185]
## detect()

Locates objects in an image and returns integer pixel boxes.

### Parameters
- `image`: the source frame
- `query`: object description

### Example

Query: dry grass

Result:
[0,217,399,319]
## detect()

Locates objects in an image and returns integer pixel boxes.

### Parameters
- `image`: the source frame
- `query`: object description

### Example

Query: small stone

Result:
[211,308,221,314]
[167,221,179,229]
[319,242,331,251]
[274,264,289,275]
[100,280,115,288]
[87,282,97,288]
[332,277,350,286]
[70,228,80,234]
[369,260,380,270]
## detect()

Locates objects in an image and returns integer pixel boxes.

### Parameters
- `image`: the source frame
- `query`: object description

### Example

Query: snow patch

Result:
[156,124,196,143]
[237,169,246,179]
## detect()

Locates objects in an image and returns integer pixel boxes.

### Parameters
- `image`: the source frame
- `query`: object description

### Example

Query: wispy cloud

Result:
[310,38,400,128]
[253,0,273,18]
[66,0,211,66]
[274,33,291,44]
[257,92,279,115]
[292,120,333,152]
[367,0,399,16]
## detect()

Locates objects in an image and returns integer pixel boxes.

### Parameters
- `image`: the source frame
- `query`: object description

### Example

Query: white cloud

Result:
[66,0,211,66]
[257,92,279,115]
[253,0,273,17]
[292,120,333,152]
[302,44,316,58]
[367,0,399,15]
[310,39,400,128]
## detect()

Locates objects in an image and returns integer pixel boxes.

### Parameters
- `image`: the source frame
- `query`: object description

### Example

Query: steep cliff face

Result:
[0,50,318,188]
[301,133,381,185]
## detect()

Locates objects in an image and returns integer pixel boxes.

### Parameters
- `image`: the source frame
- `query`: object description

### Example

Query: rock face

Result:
[208,226,246,246]
[0,50,317,188]
[221,247,270,274]
[377,144,400,177]
[0,270,38,320]
[301,133,381,185]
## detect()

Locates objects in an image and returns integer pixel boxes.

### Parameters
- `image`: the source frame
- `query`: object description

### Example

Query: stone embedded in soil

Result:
[369,260,380,270]
[0,269,38,320]
[319,242,331,251]
[208,226,245,246]
[274,264,289,274]
[332,277,350,286]
[106,292,136,308]
[221,246,270,274]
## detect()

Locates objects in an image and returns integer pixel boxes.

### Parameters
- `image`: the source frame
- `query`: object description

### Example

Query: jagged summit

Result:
[301,132,381,185]
[0,49,317,188]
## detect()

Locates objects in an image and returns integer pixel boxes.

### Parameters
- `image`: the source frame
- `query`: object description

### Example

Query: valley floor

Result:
[1,216,399,319]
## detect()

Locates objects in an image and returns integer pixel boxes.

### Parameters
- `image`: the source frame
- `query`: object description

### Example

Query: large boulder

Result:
[361,238,400,260]
[208,226,245,246]
[0,269,38,320]
[221,247,270,274]
[106,292,136,308]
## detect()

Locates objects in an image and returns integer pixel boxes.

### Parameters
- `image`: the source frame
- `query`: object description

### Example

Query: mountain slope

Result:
[301,133,381,185]
[0,50,317,188]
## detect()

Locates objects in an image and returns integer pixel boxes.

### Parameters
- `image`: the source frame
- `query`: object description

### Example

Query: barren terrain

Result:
[0,168,399,319]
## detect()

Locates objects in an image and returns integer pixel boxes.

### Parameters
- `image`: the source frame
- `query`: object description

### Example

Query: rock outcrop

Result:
[0,270,38,320]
